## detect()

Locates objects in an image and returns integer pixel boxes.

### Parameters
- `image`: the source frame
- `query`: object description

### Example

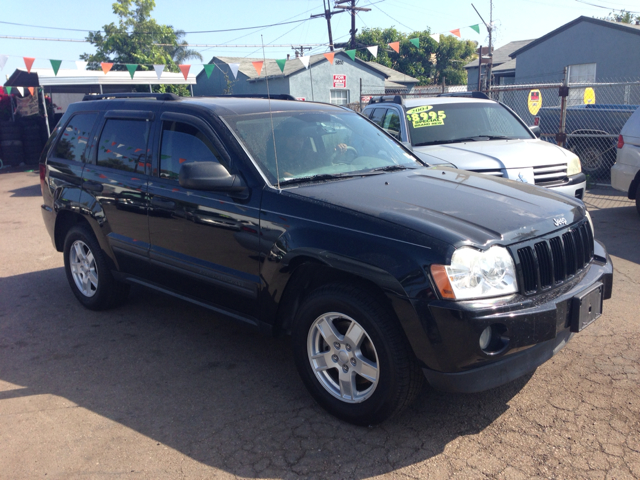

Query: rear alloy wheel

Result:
[292,283,423,425]
[63,225,130,310]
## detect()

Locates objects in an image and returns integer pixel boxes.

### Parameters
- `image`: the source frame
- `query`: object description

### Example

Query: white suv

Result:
[611,107,640,215]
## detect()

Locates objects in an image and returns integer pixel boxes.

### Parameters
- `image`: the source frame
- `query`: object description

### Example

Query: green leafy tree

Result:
[168,30,203,65]
[80,0,191,96]
[600,9,639,23]
[355,27,476,86]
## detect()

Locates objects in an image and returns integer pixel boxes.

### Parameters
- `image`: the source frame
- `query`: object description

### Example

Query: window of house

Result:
[54,113,98,162]
[330,90,349,106]
[159,121,223,181]
[96,119,150,173]
[568,63,596,106]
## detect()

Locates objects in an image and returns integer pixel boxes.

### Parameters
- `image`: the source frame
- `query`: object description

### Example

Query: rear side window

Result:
[159,121,223,181]
[54,113,98,162]
[96,119,150,173]
[383,110,402,140]
[369,108,387,127]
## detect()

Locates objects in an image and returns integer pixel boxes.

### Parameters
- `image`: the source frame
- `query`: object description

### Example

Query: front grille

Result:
[515,221,594,294]
[533,163,568,186]
[475,169,504,177]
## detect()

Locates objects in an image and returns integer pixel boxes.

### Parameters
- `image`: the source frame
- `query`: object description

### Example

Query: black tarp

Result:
[4,69,40,87]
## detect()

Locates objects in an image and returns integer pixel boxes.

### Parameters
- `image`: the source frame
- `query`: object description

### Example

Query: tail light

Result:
[617,135,624,149]
[39,163,46,195]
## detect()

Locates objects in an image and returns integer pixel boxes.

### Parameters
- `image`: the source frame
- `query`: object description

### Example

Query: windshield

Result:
[221,109,423,186]
[406,102,533,147]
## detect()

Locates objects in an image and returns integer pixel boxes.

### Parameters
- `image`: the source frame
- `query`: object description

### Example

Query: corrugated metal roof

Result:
[25,68,196,86]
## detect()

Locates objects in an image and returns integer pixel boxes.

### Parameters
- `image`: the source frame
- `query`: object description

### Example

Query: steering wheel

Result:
[333,146,359,164]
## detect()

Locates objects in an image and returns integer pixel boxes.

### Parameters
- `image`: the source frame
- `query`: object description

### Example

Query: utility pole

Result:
[310,0,345,51]
[472,2,493,91]
[334,0,371,50]
[292,45,313,58]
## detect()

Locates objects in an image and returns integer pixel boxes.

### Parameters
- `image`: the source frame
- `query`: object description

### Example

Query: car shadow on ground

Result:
[7,183,42,197]
[0,268,531,478]
[588,206,640,265]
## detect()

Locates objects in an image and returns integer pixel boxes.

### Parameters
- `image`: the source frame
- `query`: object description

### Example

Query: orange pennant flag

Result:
[252,61,263,76]
[323,52,335,64]
[23,57,35,73]
[388,42,400,53]
[450,29,461,38]
[179,64,191,80]
[101,62,113,74]
[28,87,35,96]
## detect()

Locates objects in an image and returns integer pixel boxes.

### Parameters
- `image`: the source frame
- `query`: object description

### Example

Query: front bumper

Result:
[419,240,613,393]
[546,173,586,199]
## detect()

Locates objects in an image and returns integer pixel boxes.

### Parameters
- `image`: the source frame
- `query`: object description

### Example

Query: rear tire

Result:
[636,183,640,216]
[63,225,130,310]
[292,283,424,425]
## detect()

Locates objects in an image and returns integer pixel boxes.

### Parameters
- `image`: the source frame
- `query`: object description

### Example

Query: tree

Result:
[600,10,639,24]
[355,27,476,86]
[80,0,192,96]
[168,30,203,65]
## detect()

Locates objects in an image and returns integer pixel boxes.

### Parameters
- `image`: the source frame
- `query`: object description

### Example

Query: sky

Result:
[1,0,637,80]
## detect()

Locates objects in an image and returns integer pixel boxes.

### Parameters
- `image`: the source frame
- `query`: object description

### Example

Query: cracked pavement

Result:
[0,171,638,479]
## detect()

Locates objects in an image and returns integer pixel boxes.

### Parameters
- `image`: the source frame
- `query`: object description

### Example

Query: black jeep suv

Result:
[40,93,613,425]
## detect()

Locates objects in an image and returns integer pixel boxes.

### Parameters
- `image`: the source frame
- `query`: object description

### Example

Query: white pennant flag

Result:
[153,64,165,79]
[16,87,24,96]
[366,46,378,58]
[0,55,8,70]
[430,33,440,43]
[298,56,310,69]
[75,61,88,71]
[229,63,240,79]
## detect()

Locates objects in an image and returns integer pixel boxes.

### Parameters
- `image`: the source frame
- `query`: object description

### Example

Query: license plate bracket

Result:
[570,282,603,333]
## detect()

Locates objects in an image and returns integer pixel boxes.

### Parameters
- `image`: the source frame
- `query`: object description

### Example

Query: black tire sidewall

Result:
[63,226,114,310]
[292,286,410,426]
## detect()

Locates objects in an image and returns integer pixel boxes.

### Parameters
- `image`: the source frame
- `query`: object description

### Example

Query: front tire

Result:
[292,283,424,425]
[63,225,129,310]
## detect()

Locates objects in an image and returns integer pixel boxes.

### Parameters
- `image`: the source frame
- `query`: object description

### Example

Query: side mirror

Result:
[179,162,247,193]
[529,125,541,138]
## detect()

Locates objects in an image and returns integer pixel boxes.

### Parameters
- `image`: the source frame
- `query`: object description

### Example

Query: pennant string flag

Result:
[450,29,461,38]
[345,49,356,61]
[50,59,62,76]
[101,62,113,75]
[5,86,12,95]
[17,87,24,96]
[430,33,440,43]
[28,87,35,96]
[0,55,7,70]
[323,52,335,64]
[409,38,419,48]
[203,64,215,78]
[299,56,310,69]
[153,64,165,80]
[179,64,191,80]
[252,61,263,76]
[23,57,35,73]
[125,64,138,79]
[470,24,480,34]
[275,59,287,73]
[389,42,400,54]
[75,61,87,71]
[366,46,378,58]
[229,63,240,79]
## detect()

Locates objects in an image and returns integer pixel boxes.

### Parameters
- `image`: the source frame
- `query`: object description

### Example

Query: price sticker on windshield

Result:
[406,106,446,128]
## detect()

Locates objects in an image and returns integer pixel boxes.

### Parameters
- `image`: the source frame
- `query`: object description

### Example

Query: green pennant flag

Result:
[275,59,287,73]
[125,64,138,79]
[203,63,215,78]
[50,59,62,76]
[409,38,419,48]
[345,49,356,61]
[5,86,11,95]
[470,24,480,34]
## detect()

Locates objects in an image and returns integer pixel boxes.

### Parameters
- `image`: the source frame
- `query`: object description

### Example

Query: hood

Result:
[414,139,573,171]
[288,167,585,248]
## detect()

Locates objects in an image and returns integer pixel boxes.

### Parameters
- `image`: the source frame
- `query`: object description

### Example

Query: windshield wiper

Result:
[414,135,518,146]
[371,165,417,172]
[279,171,383,186]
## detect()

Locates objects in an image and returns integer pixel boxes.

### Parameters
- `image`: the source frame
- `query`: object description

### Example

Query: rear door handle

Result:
[83,181,103,193]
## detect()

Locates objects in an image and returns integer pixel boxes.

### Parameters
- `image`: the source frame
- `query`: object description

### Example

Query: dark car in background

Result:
[40,93,613,425]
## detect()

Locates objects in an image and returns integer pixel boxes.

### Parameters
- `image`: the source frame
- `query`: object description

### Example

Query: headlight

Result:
[431,246,518,300]
[567,155,582,176]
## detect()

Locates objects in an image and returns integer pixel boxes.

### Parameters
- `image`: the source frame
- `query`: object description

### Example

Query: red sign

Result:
[361,96,372,103]
[333,74,347,88]
[295,97,306,101]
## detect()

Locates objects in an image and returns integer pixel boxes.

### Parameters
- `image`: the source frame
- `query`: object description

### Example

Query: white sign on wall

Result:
[333,74,347,88]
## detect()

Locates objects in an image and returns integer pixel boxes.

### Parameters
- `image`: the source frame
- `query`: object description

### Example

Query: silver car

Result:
[363,95,586,199]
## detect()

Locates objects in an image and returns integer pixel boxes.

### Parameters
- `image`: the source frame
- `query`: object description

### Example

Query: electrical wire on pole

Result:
[334,0,371,50]
[310,0,346,52]
[472,2,493,91]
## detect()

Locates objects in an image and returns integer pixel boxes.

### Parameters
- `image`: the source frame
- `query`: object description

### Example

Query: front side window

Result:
[96,119,150,172]
[222,108,422,186]
[54,113,98,162]
[406,102,533,147]
[159,121,223,181]
[369,108,387,127]
[383,110,401,140]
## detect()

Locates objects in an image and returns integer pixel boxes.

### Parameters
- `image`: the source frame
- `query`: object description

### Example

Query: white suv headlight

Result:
[567,155,582,176]
[431,246,518,300]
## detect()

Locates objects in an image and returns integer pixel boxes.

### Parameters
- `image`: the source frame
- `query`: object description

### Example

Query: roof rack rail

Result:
[82,93,180,101]
[206,93,297,101]
[438,91,490,100]
[367,95,403,106]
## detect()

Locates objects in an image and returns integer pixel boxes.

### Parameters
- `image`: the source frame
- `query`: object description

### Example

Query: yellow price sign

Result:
[528,89,542,115]
[406,106,446,128]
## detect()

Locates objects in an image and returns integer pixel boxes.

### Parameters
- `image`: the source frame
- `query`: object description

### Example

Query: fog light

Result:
[479,326,492,350]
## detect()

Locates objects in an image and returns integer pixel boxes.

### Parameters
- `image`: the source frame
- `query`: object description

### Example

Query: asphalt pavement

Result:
[0,168,638,479]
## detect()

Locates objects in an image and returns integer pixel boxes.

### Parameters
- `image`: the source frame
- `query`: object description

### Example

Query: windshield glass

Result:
[406,102,533,146]
[221,109,422,186]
